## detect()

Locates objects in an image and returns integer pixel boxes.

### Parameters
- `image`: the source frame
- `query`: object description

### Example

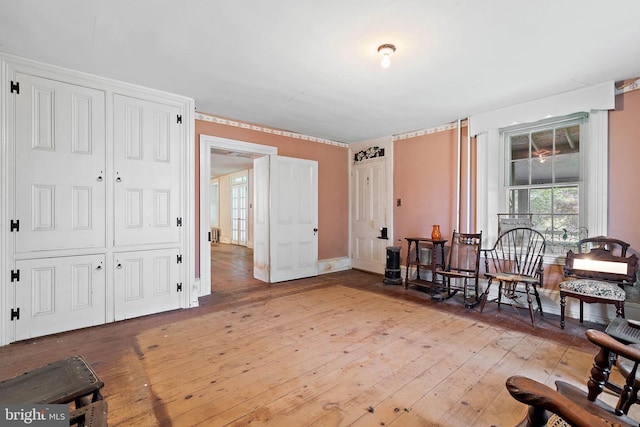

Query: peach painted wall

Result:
[194,118,349,277]
[609,89,640,251]
[393,126,474,258]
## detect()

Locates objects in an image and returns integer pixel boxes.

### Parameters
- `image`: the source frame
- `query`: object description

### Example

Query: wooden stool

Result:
[0,355,104,406]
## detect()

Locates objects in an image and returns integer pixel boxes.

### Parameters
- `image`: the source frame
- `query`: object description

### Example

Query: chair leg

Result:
[525,284,535,327]
[441,275,450,297]
[560,292,566,330]
[580,300,584,323]
[616,302,625,318]
[480,277,492,313]
[588,346,614,401]
[533,286,543,316]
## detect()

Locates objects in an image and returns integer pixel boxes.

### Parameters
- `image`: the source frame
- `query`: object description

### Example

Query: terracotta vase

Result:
[431,224,441,240]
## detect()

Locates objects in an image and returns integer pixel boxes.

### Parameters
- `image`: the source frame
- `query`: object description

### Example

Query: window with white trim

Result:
[501,114,586,254]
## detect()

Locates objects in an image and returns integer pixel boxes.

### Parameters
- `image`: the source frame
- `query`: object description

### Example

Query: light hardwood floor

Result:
[0,244,633,426]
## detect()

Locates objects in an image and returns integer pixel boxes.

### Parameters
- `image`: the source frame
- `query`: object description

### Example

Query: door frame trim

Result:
[198,135,277,296]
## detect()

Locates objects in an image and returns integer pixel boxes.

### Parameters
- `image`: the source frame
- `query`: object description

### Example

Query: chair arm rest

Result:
[506,376,612,427]
[586,329,640,363]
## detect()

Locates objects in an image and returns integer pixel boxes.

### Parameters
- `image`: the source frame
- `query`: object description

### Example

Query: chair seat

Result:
[485,271,541,285]
[545,413,617,427]
[559,279,626,301]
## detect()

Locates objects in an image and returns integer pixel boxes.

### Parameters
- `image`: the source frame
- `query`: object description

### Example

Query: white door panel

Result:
[351,158,389,273]
[269,156,318,282]
[13,255,106,341]
[253,155,318,283]
[114,248,182,320]
[113,95,181,246]
[14,73,106,252]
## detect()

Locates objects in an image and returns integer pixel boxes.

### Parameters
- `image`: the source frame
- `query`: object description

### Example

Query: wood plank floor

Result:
[0,243,635,426]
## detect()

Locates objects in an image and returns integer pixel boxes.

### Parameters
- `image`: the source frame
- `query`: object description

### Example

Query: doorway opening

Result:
[199,135,277,297]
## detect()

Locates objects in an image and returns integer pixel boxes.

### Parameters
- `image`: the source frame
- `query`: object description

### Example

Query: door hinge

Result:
[177,254,183,264]
[10,270,20,282]
[10,81,20,94]
[177,282,183,292]
[177,114,182,124]
[10,308,20,321]
[208,231,212,242]
[10,219,19,232]
[177,217,182,227]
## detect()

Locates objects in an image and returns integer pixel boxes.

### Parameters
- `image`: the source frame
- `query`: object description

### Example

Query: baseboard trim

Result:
[319,257,351,275]
[399,264,629,326]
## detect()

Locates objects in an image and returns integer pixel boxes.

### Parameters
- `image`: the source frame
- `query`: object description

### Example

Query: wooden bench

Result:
[0,355,104,407]
[560,249,638,329]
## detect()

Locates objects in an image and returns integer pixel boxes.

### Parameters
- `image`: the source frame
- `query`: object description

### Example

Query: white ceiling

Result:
[1,0,639,147]
[210,149,262,179]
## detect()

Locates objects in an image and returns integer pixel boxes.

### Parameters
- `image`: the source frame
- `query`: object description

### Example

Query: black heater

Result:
[383,246,402,285]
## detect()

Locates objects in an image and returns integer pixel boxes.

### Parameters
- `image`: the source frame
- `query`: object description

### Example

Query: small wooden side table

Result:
[404,237,447,293]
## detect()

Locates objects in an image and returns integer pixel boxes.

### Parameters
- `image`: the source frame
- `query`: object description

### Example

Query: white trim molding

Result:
[318,257,351,275]
[195,112,348,148]
[393,119,468,141]
[469,81,614,136]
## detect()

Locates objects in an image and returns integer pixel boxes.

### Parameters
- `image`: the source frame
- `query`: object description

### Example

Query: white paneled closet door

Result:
[113,94,182,247]
[113,248,182,320]
[13,255,106,341]
[13,72,107,252]
[3,54,193,345]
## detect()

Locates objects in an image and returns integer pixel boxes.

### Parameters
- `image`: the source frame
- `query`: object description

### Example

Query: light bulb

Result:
[381,54,391,69]
[377,44,396,69]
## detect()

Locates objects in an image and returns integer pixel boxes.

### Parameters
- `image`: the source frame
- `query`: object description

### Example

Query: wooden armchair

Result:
[506,329,640,427]
[481,227,546,326]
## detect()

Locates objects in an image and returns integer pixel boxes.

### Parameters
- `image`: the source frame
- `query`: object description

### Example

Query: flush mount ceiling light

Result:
[377,44,396,69]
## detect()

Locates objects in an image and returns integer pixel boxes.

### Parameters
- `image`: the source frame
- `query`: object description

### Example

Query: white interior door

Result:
[253,155,319,283]
[351,157,389,274]
[269,155,318,282]
[13,72,106,252]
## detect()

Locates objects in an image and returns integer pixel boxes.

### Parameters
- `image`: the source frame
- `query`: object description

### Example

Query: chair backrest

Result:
[497,213,533,236]
[564,250,638,284]
[485,227,546,278]
[577,236,630,257]
[446,231,482,276]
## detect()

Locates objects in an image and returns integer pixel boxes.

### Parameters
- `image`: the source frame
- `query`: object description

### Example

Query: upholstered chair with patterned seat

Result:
[559,237,637,330]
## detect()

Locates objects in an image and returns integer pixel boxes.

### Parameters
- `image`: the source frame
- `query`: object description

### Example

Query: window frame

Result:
[476,111,608,265]
[501,114,586,255]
